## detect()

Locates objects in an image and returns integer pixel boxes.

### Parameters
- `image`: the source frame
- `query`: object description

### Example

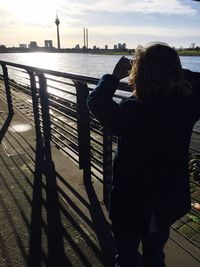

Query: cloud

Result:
[0,0,198,27]
[59,0,198,16]
[89,25,200,38]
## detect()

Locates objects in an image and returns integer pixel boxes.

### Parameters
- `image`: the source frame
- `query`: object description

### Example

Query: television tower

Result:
[55,15,61,49]
[83,27,89,53]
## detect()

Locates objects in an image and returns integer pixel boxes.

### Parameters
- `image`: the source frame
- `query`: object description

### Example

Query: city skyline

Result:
[0,0,200,49]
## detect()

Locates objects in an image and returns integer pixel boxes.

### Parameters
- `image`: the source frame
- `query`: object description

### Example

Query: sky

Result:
[0,0,200,49]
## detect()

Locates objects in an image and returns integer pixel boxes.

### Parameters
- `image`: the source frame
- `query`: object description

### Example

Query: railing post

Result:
[74,81,91,183]
[0,64,14,142]
[28,71,44,175]
[38,73,55,176]
[103,128,113,208]
[1,64,14,117]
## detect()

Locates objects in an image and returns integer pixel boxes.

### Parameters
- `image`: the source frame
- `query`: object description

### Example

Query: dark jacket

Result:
[87,69,200,232]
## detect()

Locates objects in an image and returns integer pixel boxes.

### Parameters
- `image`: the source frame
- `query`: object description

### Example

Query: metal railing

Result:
[0,60,200,261]
[0,60,127,203]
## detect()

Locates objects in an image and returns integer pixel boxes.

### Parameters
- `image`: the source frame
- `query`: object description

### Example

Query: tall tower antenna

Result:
[83,28,86,48]
[55,15,61,49]
[86,28,89,53]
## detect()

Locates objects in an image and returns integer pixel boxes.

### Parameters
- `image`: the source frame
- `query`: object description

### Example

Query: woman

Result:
[87,43,200,267]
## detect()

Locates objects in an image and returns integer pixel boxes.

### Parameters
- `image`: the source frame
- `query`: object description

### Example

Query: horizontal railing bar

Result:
[47,84,77,96]
[11,85,31,96]
[51,134,79,156]
[51,118,78,137]
[49,94,76,107]
[49,97,76,111]
[49,98,76,114]
[47,76,75,87]
[50,112,77,132]
[49,117,77,134]
[51,124,78,143]
[9,76,31,85]
[7,65,27,73]
[9,80,30,88]
[0,60,99,85]
[38,118,75,145]
[51,133,78,151]
[9,78,31,89]
[90,117,102,127]
[48,99,77,116]
[49,105,77,124]
[11,96,33,110]
[114,94,129,100]
[0,60,129,89]
[51,136,78,153]
[90,116,101,123]
[52,141,79,164]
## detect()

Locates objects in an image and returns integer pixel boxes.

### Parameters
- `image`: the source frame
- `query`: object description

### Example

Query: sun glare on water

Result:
[18,52,60,70]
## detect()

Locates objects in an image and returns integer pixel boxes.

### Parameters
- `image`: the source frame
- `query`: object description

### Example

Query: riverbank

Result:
[177,50,200,57]
[1,48,199,57]
[91,48,200,57]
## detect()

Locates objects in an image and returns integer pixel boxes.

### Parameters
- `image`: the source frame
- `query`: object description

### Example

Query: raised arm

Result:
[87,57,132,135]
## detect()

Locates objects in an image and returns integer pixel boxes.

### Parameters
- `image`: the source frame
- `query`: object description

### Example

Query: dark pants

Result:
[112,225,170,267]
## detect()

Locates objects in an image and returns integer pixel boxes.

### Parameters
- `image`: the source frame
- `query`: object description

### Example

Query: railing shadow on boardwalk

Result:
[28,141,69,267]
[0,125,66,266]
[56,172,115,263]
[0,119,121,267]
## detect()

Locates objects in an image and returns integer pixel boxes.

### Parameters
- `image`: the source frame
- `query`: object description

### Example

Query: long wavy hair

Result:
[129,43,191,101]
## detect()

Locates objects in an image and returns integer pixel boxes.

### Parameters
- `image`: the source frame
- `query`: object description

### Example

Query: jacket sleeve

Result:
[183,69,200,122]
[87,74,125,135]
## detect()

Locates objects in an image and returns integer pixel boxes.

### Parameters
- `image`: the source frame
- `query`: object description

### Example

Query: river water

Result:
[0,52,199,78]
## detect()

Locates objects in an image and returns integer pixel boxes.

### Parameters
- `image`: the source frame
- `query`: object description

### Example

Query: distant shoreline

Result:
[0,49,200,57]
